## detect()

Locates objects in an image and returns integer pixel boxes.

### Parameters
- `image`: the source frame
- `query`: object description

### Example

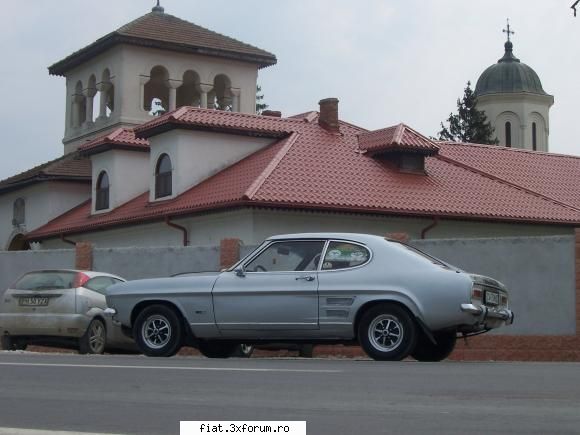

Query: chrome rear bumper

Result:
[461,303,515,325]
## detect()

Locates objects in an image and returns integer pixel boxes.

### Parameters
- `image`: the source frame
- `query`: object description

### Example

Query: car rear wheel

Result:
[134,305,183,357]
[79,318,106,354]
[358,304,417,361]
[411,330,457,362]
[198,341,238,358]
[1,336,27,351]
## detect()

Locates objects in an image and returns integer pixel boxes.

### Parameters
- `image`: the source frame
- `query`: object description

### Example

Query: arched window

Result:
[213,74,232,111]
[532,122,537,151]
[177,70,201,108]
[13,198,25,226]
[95,171,110,211]
[155,154,172,199]
[505,122,512,147]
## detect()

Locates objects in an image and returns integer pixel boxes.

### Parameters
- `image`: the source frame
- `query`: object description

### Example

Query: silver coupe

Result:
[105,233,514,361]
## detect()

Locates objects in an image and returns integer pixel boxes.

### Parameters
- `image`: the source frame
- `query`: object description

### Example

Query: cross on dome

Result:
[502,18,514,42]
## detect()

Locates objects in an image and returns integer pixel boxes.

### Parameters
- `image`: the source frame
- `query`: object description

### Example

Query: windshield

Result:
[13,271,77,290]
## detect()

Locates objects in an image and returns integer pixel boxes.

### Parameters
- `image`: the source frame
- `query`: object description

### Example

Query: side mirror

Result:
[234,267,246,277]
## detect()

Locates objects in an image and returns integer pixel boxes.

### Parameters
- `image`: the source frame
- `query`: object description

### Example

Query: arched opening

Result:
[505,122,512,147]
[155,154,172,199]
[13,198,25,226]
[100,69,114,118]
[144,66,169,114]
[213,74,232,111]
[72,81,86,128]
[532,122,537,151]
[95,171,110,211]
[8,234,30,251]
[177,70,201,108]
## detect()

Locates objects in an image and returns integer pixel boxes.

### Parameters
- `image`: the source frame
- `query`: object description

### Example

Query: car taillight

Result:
[73,272,90,288]
[472,285,483,301]
[501,295,508,306]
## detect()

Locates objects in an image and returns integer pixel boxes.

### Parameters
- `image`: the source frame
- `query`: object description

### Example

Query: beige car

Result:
[0,270,135,354]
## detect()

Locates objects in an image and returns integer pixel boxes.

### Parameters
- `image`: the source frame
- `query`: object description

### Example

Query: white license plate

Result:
[19,296,49,307]
[485,291,499,305]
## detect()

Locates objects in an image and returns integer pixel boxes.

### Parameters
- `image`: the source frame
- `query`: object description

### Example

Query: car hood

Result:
[106,272,221,297]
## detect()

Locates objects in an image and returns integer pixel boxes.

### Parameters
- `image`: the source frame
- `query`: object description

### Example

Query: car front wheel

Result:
[358,304,417,361]
[79,318,106,354]
[134,305,183,357]
[411,330,457,362]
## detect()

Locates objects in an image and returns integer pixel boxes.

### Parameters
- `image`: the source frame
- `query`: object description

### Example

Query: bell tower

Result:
[48,3,276,154]
[475,21,553,151]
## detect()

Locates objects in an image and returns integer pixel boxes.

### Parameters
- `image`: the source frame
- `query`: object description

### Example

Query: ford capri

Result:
[105,233,514,361]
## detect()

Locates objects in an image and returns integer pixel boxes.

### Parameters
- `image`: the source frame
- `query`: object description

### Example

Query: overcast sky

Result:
[0,0,578,180]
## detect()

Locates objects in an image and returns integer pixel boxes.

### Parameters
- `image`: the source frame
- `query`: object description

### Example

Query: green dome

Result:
[475,41,547,97]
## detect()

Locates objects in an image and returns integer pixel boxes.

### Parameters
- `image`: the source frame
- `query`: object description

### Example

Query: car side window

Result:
[84,277,117,294]
[321,242,370,270]
[245,241,325,272]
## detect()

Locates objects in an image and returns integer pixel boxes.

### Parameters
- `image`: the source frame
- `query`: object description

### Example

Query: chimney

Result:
[318,98,340,132]
[262,110,282,118]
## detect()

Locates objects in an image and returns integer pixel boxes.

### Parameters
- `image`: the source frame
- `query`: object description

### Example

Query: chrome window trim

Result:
[318,240,373,273]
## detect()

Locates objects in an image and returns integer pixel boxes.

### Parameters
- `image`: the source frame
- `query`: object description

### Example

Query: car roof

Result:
[266,233,386,244]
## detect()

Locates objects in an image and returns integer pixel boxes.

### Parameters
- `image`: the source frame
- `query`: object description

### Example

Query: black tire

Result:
[230,344,254,358]
[198,341,238,358]
[79,318,107,354]
[1,336,27,351]
[411,330,457,362]
[358,304,417,361]
[134,305,183,357]
[298,344,314,358]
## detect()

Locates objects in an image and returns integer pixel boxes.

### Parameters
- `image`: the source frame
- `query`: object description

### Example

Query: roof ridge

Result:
[243,132,300,200]
[0,151,81,185]
[438,141,580,160]
[393,123,405,145]
[436,154,580,213]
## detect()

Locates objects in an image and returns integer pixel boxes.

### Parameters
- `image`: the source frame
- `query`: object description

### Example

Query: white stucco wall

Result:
[37,207,574,250]
[477,93,553,151]
[148,130,274,201]
[91,150,149,213]
[0,182,90,250]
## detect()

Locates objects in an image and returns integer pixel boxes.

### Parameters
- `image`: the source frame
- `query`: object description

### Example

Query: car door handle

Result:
[295,275,315,281]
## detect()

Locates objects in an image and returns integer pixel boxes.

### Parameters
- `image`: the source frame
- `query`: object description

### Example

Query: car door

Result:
[212,240,325,331]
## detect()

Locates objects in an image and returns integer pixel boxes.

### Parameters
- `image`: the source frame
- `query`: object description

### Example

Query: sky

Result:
[0,0,578,180]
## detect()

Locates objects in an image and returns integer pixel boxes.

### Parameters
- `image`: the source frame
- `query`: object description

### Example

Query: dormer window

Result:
[155,154,172,198]
[95,171,110,211]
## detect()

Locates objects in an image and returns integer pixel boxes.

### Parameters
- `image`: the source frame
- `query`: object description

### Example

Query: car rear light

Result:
[73,272,91,288]
[471,286,483,301]
[501,295,508,305]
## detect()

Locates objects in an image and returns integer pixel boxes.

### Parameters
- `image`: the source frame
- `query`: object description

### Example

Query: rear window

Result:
[387,240,449,268]
[13,271,77,290]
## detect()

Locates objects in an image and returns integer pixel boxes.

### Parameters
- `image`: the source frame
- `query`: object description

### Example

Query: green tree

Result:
[438,82,498,144]
[256,85,268,114]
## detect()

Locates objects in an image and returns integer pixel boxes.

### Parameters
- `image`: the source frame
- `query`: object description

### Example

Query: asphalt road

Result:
[0,352,579,435]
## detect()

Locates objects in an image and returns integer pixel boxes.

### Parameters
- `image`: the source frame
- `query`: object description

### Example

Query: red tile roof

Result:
[26,109,580,240]
[80,128,149,156]
[0,152,90,194]
[437,141,580,210]
[358,123,440,156]
[48,11,276,76]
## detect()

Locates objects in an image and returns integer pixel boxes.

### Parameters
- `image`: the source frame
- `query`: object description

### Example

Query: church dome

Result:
[475,41,547,97]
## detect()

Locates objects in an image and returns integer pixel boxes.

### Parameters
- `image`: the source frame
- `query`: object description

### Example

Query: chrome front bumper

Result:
[461,303,515,325]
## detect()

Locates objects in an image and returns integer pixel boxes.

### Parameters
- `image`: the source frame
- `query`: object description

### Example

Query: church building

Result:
[0,6,578,250]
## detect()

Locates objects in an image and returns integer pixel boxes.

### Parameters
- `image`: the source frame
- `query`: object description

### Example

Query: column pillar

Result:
[166,79,182,111]
[230,88,241,112]
[199,83,213,109]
